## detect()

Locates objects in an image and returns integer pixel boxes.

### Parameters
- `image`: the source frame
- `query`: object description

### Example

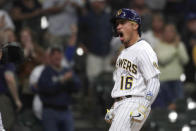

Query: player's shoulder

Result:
[136,40,157,58]
[137,39,154,52]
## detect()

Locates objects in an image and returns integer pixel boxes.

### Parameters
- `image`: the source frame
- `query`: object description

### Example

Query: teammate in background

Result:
[37,47,80,131]
[105,8,160,131]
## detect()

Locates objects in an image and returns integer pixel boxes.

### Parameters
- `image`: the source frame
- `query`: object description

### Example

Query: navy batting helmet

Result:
[110,8,142,36]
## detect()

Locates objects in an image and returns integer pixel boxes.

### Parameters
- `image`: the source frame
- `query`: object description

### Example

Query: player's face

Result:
[116,19,138,45]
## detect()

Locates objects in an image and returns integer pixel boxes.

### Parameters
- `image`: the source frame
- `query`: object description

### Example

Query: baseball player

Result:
[105,8,160,131]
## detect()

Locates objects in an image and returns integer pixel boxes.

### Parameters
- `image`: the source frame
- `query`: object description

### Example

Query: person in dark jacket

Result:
[37,46,80,131]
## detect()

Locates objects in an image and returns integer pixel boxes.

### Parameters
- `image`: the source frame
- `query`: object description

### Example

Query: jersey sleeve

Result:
[141,75,160,108]
[138,47,160,81]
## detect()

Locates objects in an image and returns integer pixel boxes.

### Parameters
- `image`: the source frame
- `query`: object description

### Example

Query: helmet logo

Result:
[116,9,122,16]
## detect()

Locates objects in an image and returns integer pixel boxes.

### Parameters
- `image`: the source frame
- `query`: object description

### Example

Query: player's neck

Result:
[124,34,140,48]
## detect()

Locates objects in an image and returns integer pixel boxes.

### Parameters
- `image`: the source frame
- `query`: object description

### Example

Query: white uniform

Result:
[109,40,160,131]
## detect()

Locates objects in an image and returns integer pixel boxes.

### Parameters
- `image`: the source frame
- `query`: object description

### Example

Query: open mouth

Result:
[117,30,123,37]
[119,32,123,37]
[117,31,124,41]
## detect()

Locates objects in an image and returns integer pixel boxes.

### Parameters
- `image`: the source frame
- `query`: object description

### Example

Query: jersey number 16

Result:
[120,76,133,90]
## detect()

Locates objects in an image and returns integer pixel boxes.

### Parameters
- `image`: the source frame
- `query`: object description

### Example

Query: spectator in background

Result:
[30,64,45,121]
[0,10,15,31]
[0,35,22,130]
[37,47,80,131]
[0,32,4,46]
[62,25,78,68]
[190,35,196,101]
[42,0,84,48]
[18,27,44,109]
[78,0,113,90]
[130,0,152,32]
[153,23,189,110]
[11,0,43,40]
[182,13,196,83]
[107,0,130,12]
[0,63,22,131]
[0,0,13,12]
[145,0,166,11]
[29,49,51,121]
[163,0,185,28]
[185,0,196,14]
[191,35,196,67]
[3,28,17,43]
[142,12,165,48]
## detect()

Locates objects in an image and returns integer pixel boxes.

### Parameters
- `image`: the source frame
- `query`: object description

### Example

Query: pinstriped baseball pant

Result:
[109,97,150,131]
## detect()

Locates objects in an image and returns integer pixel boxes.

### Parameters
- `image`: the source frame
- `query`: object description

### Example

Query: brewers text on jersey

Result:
[116,58,137,74]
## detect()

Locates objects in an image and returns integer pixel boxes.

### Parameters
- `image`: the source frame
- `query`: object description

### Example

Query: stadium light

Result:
[76,47,84,56]
[168,111,178,123]
[180,73,186,82]
[41,16,49,29]
[182,124,191,131]
[187,98,196,110]
[190,120,196,125]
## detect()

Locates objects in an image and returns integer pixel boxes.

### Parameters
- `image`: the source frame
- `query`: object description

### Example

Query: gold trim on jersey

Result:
[153,61,159,69]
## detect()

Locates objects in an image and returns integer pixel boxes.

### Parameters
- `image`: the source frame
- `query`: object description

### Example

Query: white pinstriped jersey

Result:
[111,40,160,98]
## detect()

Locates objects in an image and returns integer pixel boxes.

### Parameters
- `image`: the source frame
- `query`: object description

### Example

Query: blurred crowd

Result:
[0,0,196,130]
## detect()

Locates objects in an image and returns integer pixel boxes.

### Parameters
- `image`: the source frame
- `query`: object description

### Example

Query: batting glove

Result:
[105,108,114,124]
[130,105,147,121]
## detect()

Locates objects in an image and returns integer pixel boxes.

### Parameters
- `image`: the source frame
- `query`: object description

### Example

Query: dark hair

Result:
[20,27,37,43]
[49,46,63,55]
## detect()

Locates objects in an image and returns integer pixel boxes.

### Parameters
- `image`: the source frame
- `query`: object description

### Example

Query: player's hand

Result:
[130,105,147,121]
[105,109,114,124]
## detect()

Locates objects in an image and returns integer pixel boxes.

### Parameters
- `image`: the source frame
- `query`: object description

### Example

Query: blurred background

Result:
[0,0,196,131]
